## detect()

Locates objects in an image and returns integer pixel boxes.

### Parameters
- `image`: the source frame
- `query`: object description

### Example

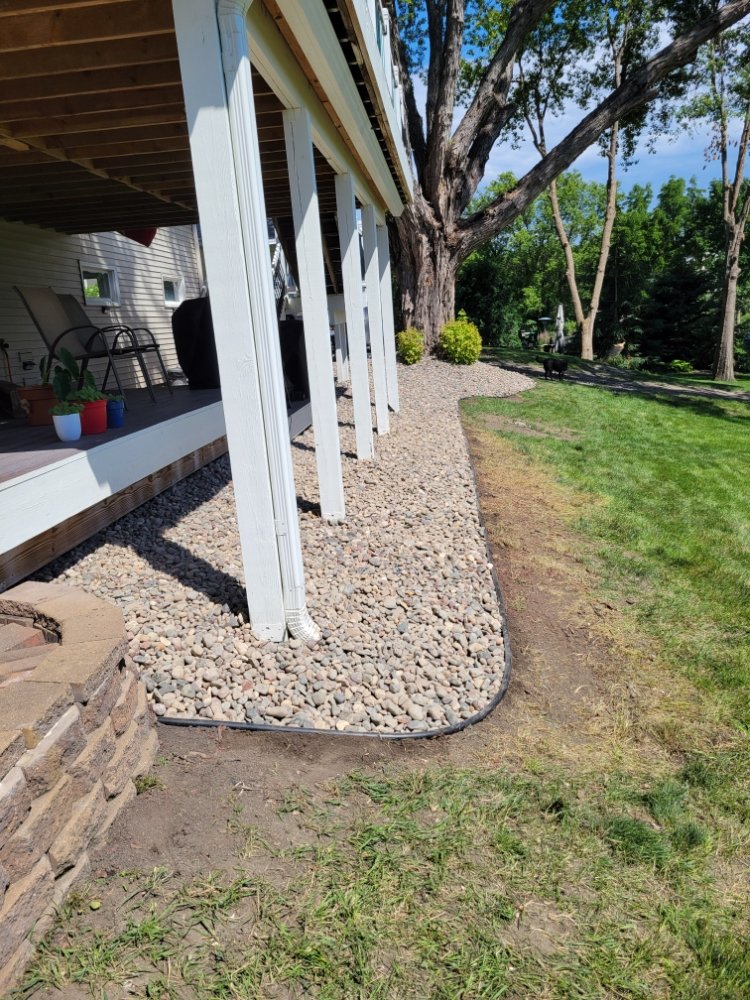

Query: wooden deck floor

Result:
[0,386,221,486]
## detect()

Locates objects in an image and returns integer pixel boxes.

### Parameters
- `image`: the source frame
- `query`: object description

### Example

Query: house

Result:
[0,0,413,643]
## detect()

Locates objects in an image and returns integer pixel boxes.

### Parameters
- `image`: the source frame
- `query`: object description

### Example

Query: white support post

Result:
[215,0,319,642]
[360,204,389,435]
[333,320,348,383]
[282,107,345,522]
[171,0,286,640]
[377,222,400,412]
[335,172,374,460]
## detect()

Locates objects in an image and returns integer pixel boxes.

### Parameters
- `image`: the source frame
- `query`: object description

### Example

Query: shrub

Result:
[395,327,424,365]
[438,311,482,365]
[670,359,693,374]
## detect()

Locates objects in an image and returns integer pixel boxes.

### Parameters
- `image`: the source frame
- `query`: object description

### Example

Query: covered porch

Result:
[0,0,411,641]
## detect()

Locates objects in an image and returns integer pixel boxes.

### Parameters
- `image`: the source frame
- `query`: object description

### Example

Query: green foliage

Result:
[395,327,424,365]
[670,359,694,373]
[49,400,83,417]
[438,312,483,365]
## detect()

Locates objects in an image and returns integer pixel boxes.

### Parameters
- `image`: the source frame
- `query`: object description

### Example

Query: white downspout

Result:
[217,0,319,642]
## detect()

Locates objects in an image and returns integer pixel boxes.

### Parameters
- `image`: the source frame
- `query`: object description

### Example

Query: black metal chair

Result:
[59,294,172,402]
[15,286,171,405]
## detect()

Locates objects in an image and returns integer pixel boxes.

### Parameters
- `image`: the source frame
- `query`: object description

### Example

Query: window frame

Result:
[78,261,120,307]
[163,276,186,309]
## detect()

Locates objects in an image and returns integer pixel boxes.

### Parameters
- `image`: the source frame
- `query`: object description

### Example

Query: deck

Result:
[0,385,313,590]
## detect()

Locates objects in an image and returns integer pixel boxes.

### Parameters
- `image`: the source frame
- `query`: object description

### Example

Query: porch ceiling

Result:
[0,0,359,291]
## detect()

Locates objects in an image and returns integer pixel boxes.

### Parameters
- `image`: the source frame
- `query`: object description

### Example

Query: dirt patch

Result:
[502,900,576,959]
[473,411,578,440]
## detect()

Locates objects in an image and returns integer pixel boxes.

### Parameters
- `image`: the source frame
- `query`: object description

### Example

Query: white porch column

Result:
[173,0,319,642]
[360,204,389,436]
[282,107,345,522]
[377,222,400,412]
[335,172,374,460]
[328,294,349,384]
[171,0,285,639]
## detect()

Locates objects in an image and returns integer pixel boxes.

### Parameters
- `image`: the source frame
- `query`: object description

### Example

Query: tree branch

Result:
[451,0,556,159]
[424,0,466,201]
[458,0,750,257]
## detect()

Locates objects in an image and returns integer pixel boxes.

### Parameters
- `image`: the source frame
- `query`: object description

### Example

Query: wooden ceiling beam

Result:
[0,84,184,121]
[7,104,187,139]
[0,1,174,54]
[0,34,177,79]
[0,1,136,16]
[62,136,189,159]
[0,61,181,103]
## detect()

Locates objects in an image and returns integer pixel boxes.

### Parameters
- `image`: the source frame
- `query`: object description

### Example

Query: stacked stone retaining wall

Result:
[0,582,157,992]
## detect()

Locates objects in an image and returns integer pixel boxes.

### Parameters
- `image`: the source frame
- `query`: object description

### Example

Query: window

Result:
[79,263,119,306]
[163,277,185,307]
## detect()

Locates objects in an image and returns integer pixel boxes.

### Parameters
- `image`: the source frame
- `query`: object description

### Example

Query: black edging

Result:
[157,396,513,741]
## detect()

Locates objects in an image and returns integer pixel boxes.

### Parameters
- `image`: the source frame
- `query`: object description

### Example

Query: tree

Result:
[682,13,750,380]
[387,0,750,350]
[517,1,666,358]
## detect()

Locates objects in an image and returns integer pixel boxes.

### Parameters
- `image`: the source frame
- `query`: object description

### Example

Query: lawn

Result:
[10,379,750,1000]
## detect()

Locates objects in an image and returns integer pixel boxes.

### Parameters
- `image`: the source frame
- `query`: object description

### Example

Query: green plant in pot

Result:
[17,355,56,426]
[49,399,84,443]
[56,353,108,436]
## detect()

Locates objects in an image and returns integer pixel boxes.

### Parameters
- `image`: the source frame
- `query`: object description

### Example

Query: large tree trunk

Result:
[713,229,742,381]
[394,202,459,351]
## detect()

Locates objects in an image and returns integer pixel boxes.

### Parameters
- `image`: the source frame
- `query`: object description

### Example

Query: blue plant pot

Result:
[107,398,125,429]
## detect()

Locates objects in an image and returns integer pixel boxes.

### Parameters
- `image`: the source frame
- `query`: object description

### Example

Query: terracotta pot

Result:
[18,385,56,426]
[80,399,107,435]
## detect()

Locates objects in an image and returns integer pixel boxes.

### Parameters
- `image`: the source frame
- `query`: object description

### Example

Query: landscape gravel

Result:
[38,359,533,733]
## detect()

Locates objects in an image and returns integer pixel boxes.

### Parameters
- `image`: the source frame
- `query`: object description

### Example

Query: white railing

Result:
[364,1,404,135]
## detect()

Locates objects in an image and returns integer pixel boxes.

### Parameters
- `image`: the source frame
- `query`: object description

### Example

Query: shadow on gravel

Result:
[37,457,249,616]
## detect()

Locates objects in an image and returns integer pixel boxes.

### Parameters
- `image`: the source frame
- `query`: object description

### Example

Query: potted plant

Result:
[72,380,108,435]
[106,394,125,429]
[49,400,84,442]
[50,349,108,435]
[17,356,56,426]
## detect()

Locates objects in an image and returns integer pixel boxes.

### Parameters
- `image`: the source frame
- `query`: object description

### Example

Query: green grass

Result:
[463,383,750,729]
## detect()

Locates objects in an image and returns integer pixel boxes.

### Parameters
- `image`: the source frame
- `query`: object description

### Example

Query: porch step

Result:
[0,623,46,655]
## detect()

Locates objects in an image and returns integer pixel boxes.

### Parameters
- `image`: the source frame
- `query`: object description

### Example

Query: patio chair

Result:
[60,294,172,402]
[14,286,168,405]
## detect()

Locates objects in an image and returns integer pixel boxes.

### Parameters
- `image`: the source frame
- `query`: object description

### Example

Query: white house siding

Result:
[0,220,203,391]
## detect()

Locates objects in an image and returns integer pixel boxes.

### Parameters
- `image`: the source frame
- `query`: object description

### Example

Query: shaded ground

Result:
[490,351,750,404]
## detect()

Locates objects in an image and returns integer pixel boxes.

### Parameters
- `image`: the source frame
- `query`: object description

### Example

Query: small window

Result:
[163,277,185,307]
[79,263,119,306]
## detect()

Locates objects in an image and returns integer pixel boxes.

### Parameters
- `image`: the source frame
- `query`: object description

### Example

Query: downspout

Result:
[217,0,320,642]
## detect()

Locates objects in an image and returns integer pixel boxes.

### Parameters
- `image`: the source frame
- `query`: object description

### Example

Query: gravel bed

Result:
[38,359,533,733]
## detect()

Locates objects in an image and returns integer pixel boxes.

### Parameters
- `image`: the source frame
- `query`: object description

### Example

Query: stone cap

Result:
[0,583,126,772]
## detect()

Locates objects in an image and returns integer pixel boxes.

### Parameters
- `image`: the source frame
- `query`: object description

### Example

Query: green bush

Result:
[670,359,694,374]
[438,311,483,365]
[395,328,424,365]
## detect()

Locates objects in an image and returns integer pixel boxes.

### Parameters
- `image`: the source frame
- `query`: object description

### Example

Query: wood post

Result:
[282,107,345,521]
[335,172,374,460]
[377,222,400,412]
[360,204,389,435]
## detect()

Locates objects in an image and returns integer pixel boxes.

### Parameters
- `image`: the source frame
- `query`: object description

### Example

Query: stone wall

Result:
[0,582,157,993]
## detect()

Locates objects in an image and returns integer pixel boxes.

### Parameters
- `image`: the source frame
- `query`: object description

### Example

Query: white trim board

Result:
[1,402,226,554]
